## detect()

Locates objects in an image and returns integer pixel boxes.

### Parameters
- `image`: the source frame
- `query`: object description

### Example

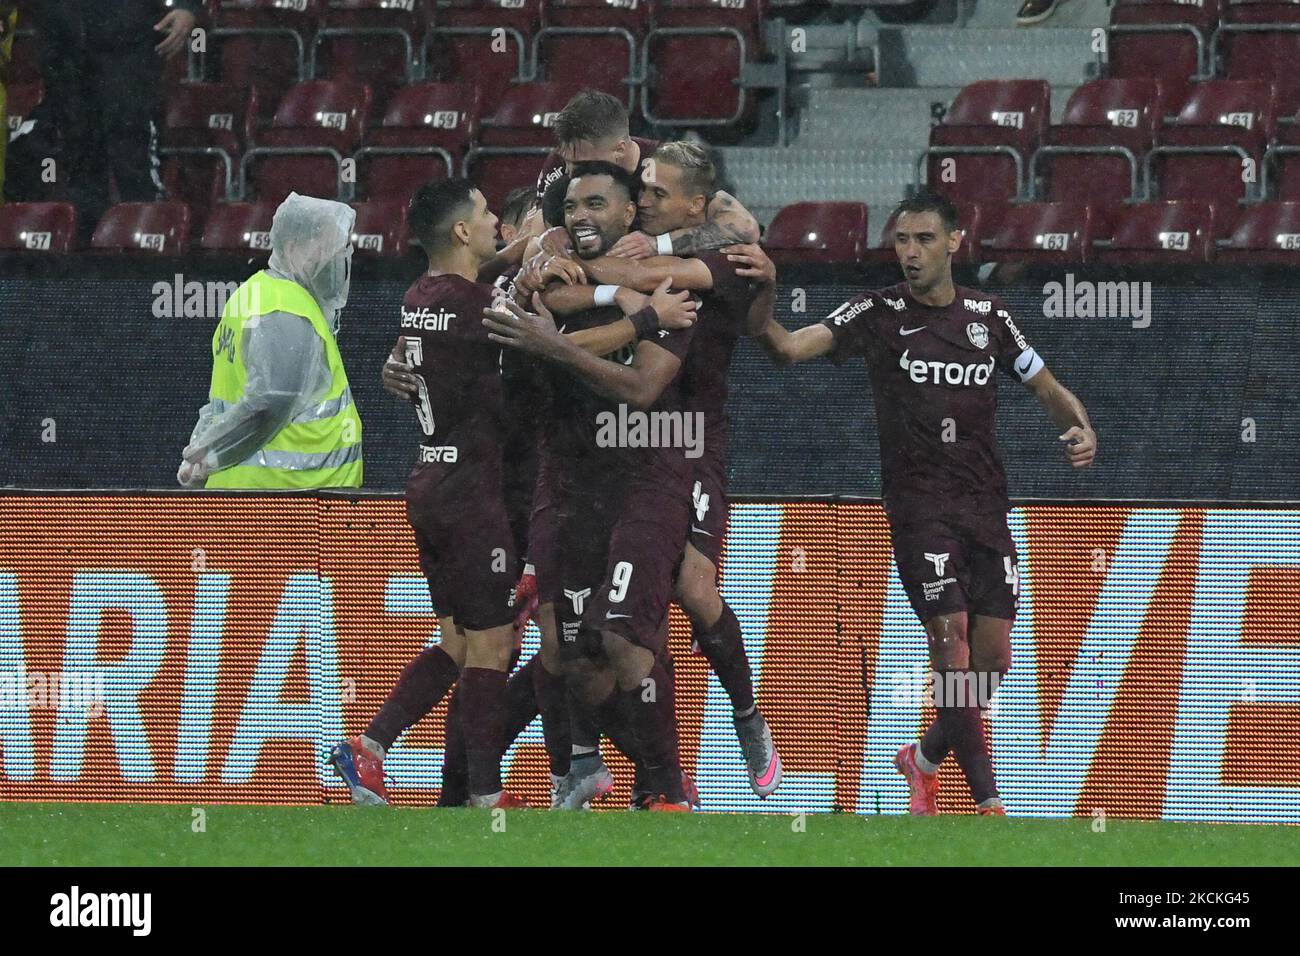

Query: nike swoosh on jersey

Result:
[690,526,714,536]
[899,326,927,336]
[605,611,633,620]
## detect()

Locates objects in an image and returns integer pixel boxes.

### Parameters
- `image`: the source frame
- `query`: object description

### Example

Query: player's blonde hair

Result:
[652,141,717,201]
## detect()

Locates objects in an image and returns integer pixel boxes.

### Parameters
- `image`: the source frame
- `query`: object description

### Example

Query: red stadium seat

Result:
[242,80,372,203]
[0,202,78,253]
[982,202,1095,265]
[466,82,586,209]
[160,84,259,224]
[199,201,278,254]
[1216,2,1300,114]
[923,80,1051,204]
[5,81,43,138]
[864,200,988,266]
[535,0,650,106]
[1091,200,1219,263]
[425,0,540,106]
[312,0,430,112]
[643,0,766,128]
[349,200,411,258]
[763,202,868,265]
[1146,80,1276,209]
[354,83,479,206]
[1217,201,1300,262]
[1033,79,1162,205]
[1107,0,1220,115]
[90,202,193,256]
[207,0,323,121]
[6,27,41,85]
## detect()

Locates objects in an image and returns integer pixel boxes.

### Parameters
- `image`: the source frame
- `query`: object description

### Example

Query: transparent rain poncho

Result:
[179,194,356,485]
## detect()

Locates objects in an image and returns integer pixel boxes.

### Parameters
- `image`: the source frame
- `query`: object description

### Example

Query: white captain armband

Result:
[656,232,674,256]
[1011,347,1045,383]
[594,285,620,307]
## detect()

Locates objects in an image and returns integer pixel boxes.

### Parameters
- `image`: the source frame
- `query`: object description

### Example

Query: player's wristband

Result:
[629,306,661,340]
[656,233,674,255]
[593,284,620,307]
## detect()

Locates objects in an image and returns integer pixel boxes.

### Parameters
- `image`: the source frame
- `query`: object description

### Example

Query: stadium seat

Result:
[6,28,41,85]
[349,201,411,258]
[534,0,650,106]
[466,82,586,210]
[1215,1,1300,115]
[1146,80,1276,209]
[643,0,767,128]
[0,202,78,253]
[199,201,278,255]
[425,0,539,106]
[4,81,43,138]
[160,84,259,225]
[922,80,1051,204]
[864,201,987,266]
[312,0,430,112]
[1033,79,1162,206]
[242,80,372,203]
[1091,200,1219,264]
[763,202,868,266]
[1217,201,1300,263]
[354,83,478,206]
[205,0,323,121]
[981,202,1095,265]
[90,202,193,256]
[1107,0,1220,115]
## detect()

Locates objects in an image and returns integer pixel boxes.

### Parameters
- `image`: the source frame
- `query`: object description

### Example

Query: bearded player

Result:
[526,141,782,797]
[485,162,702,811]
[736,190,1097,815]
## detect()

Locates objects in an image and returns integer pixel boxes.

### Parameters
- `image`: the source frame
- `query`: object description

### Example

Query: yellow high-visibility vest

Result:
[204,270,363,489]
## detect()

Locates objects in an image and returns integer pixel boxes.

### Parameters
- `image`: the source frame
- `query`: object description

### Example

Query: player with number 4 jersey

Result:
[742,190,1098,817]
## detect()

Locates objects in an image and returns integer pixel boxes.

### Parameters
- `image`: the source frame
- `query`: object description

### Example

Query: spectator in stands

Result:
[178,193,363,490]
[6,0,201,236]
[1017,0,1066,26]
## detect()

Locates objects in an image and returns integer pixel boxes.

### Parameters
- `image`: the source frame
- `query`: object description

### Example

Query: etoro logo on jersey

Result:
[899,349,995,386]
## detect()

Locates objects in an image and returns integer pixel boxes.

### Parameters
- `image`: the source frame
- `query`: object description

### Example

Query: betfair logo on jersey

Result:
[826,297,874,326]
[401,306,454,331]
[899,349,994,386]
[595,405,705,460]
[963,298,992,315]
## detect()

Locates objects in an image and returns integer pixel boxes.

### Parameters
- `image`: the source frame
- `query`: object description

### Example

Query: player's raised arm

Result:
[754,317,836,367]
[483,295,688,410]
[1023,366,1098,468]
[544,278,696,355]
[609,190,761,258]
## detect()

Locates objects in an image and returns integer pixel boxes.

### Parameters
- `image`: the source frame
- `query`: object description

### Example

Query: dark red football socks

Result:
[613,662,684,802]
[935,669,998,806]
[459,667,508,796]
[692,602,755,714]
[365,645,459,751]
[533,661,571,777]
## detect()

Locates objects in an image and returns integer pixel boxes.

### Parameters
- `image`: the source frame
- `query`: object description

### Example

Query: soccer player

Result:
[531,141,783,797]
[330,179,529,810]
[484,161,703,811]
[534,89,760,256]
[736,190,1097,815]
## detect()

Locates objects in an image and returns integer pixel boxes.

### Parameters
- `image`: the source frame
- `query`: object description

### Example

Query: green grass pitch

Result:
[2,803,1296,866]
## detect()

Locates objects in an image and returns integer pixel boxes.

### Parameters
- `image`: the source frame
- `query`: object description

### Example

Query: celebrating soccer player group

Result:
[329,89,1099,815]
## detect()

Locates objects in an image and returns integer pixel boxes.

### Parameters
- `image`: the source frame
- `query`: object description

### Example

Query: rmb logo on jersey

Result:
[963,298,992,315]
[966,322,989,349]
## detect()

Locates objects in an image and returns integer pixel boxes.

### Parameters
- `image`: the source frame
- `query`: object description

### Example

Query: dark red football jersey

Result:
[681,251,758,462]
[542,305,696,500]
[534,136,662,202]
[396,273,507,477]
[820,282,1045,522]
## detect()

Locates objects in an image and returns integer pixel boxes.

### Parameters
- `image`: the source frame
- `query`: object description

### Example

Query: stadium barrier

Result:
[1,493,1297,823]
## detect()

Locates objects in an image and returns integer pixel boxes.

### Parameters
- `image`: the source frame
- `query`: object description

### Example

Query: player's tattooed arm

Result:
[754,318,835,368]
[579,254,714,293]
[483,295,683,410]
[1024,366,1098,468]
[668,191,761,255]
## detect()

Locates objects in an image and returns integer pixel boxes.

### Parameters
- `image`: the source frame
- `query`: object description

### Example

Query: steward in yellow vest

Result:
[178,193,363,489]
